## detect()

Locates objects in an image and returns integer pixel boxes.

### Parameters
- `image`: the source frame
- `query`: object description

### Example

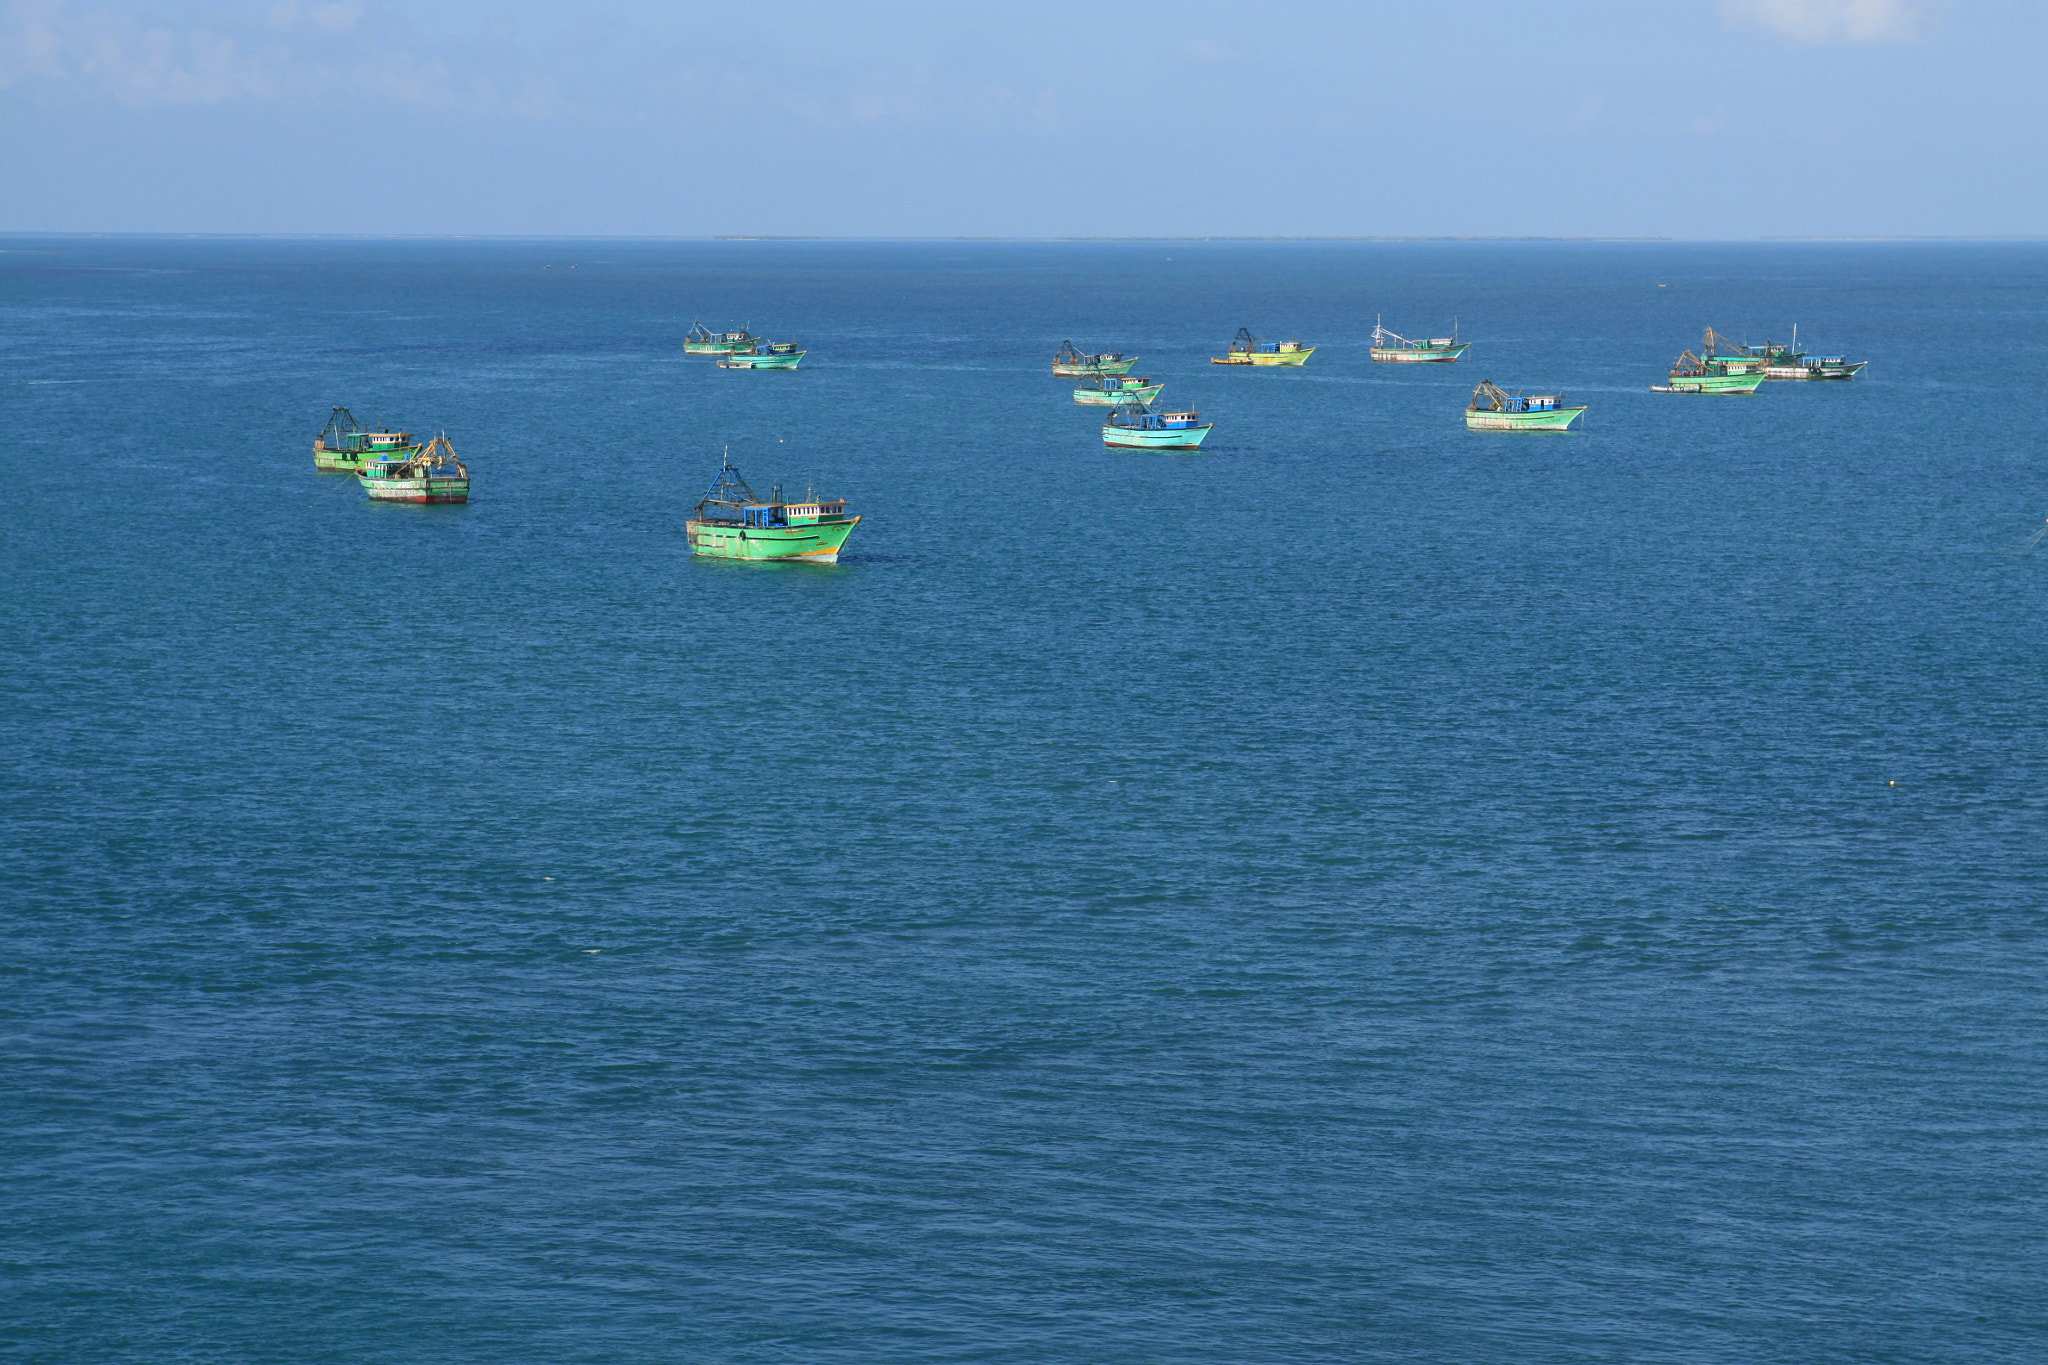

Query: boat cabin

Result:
[1108,403,1204,430]
[731,498,849,527]
[692,457,847,526]
[1469,380,1568,413]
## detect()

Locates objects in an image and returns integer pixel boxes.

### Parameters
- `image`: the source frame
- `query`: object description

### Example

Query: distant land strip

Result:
[1759,235,2048,241]
[713,235,822,241]
[1053,235,1674,242]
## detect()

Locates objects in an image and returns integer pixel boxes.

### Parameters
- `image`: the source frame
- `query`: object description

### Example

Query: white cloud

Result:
[1719,0,1929,44]
[0,0,558,112]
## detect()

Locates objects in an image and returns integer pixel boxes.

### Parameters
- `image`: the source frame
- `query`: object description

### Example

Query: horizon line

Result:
[3,232,2046,244]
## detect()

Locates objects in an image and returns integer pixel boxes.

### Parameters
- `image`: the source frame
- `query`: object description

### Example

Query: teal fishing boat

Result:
[1370,317,1467,362]
[1465,381,1586,431]
[685,322,756,355]
[1053,340,1138,377]
[1102,402,1212,450]
[685,454,860,562]
[1655,350,1766,394]
[1073,374,1165,406]
[356,432,470,503]
[312,407,420,472]
[718,339,806,369]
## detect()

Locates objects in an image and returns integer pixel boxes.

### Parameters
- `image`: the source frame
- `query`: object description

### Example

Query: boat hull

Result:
[1074,383,1165,406]
[1103,424,1213,449]
[1213,348,1314,366]
[1655,373,1766,393]
[1053,358,1138,376]
[686,517,859,562]
[1371,344,1467,362]
[1466,406,1587,431]
[719,351,806,369]
[359,475,469,503]
[685,341,752,354]
[1765,360,1867,379]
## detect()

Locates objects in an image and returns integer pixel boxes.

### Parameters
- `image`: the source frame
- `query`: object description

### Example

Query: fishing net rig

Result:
[1995,515,2048,555]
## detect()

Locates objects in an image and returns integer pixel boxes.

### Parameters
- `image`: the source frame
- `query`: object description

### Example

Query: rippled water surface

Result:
[4,237,2046,1363]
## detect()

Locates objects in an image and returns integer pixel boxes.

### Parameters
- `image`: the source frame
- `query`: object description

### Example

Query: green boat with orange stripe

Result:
[312,407,420,471]
[685,455,860,563]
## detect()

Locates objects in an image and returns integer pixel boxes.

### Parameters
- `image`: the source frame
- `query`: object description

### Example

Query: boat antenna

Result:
[1997,515,2048,555]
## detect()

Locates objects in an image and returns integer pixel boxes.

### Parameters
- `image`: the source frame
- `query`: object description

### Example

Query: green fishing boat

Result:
[313,407,420,471]
[1073,374,1165,406]
[1370,317,1467,363]
[717,339,806,369]
[1212,327,1313,365]
[685,455,859,563]
[1052,340,1138,377]
[685,322,757,355]
[356,433,470,503]
[1465,381,1586,431]
[1655,350,1766,394]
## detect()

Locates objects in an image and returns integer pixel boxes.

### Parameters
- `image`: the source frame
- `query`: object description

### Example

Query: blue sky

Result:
[0,0,2040,237]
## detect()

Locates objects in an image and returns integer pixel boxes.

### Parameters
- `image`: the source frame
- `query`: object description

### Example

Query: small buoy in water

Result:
[1890,781,1897,787]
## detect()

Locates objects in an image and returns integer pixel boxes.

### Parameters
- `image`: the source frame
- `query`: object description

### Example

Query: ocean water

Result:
[3,236,2045,1364]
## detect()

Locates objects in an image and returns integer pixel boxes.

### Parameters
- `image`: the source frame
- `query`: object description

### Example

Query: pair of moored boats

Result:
[1656,327,1867,392]
[313,407,470,502]
[1053,341,1215,449]
[684,321,807,369]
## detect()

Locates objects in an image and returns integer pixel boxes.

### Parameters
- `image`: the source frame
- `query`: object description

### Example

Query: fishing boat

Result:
[1211,327,1314,365]
[1465,381,1586,431]
[313,407,420,472]
[1768,352,1868,380]
[1102,402,1213,450]
[1073,374,1165,406]
[356,433,470,503]
[684,454,859,563]
[717,339,806,369]
[1052,340,1139,377]
[1702,325,1866,380]
[1695,327,1772,378]
[1654,351,1766,394]
[1369,318,1467,362]
[685,322,757,355]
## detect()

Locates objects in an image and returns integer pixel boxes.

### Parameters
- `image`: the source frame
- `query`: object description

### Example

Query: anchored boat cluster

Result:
[311,407,470,503]
[685,321,807,369]
[310,313,1866,560]
[1056,339,1218,450]
[1653,325,1867,393]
